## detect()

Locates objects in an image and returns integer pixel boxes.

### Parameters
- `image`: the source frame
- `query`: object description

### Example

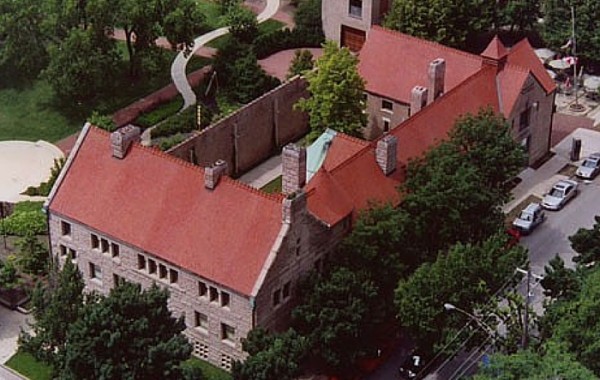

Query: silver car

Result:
[542,180,578,210]
[576,153,600,179]
[512,202,546,234]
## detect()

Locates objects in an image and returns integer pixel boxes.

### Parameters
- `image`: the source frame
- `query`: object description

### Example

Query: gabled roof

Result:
[389,66,500,166]
[306,136,402,225]
[481,36,509,61]
[497,65,530,116]
[506,39,557,94]
[358,26,483,103]
[49,127,284,296]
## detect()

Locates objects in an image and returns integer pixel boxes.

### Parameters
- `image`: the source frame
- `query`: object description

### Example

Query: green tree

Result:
[227,5,259,44]
[394,233,526,351]
[0,0,49,79]
[293,268,378,375]
[497,0,541,33]
[229,49,280,103]
[295,41,367,141]
[540,254,580,301]
[294,0,324,42]
[287,49,314,79]
[0,258,19,290]
[15,234,49,275]
[541,0,600,62]
[569,215,600,266]
[163,0,207,53]
[474,341,596,380]
[88,111,117,132]
[384,0,495,49]
[44,28,120,102]
[21,257,85,366]
[58,282,191,380]
[232,328,309,380]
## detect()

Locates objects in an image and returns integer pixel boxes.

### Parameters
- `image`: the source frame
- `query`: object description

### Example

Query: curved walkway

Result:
[171,0,281,109]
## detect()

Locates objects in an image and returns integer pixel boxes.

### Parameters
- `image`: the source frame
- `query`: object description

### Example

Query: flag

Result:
[564,56,578,66]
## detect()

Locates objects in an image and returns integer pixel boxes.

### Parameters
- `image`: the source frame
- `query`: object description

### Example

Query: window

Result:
[381,99,393,112]
[198,281,208,297]
[59,244,67,256]
[61,221,71,236]
[89,262,102,281]
[113,273,125,287]
[100,238,109,253]
[210,287,218,302]
[159,264,167,279]
[273,289,281,306]
[221,291,230,308]
[221,323,235,343]
[221,354,233,370]
[111,243,120,258]
[137,254,146,270]
[69,248,77,260]
[148,259,157,274]
[194,311,208,331]
[169,269,179,284]
[193,341,209,360]
[519,107,531,131]
[91,234,99,249]
[349,0,362,18]
[382,117,391,132]
[283,282,291,299]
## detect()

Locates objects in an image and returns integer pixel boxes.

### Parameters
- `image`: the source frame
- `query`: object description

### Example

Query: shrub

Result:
[254,28,323,59]
[22,158,66,197]
[0,208,47,236]
[152,108,198,138]
[288,49,314,78]
[227,5,258,44]
[88,111,116,132]
[136,97,184,128]
[159,134,187,151]
[295,0,324,39]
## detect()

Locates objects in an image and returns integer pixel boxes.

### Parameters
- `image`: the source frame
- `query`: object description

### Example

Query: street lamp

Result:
[443,303,496,338]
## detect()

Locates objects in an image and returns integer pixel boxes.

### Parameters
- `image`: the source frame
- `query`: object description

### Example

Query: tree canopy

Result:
[295,41,367,141]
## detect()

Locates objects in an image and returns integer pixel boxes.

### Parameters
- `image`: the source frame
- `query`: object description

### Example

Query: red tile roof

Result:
[481,36,509,61]
[497,65,529,116]
[49,127,284,296]
[358,26,483,103]
[322,133,370,171]
[506,39,557,94]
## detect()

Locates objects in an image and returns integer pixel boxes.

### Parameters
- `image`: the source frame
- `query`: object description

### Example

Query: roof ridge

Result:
[371,26,482,63]
[334,131,371,147]
[328,144,373,174]
[93,126,284,205]
[385,66,495,140]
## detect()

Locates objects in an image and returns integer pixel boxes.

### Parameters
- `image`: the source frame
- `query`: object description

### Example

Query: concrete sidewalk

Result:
[0,306,32,365]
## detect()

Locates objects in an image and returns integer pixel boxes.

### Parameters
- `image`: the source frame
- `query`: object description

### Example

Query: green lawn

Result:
[6,351,53,380]
[197,0,229,30]
[261,175,282,194]
[207,19,286,51]
[183,357,232,380]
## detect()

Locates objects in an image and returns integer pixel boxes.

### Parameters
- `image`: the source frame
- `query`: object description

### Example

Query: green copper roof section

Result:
[306,129,337,181]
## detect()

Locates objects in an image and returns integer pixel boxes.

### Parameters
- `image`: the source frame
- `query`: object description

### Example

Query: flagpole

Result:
[570,5,583,111]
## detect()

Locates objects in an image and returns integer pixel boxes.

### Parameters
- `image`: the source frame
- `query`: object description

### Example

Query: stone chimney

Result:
[110,125,141,159]
[376,135,397,175]
[282,190,307,224]
[282,143,306,195]
[428,58,446,104]
[204,159,228,190]
[410,86,428,115]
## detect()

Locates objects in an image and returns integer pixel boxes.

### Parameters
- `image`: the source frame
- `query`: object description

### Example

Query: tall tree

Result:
[227,5,259,44]
[295,41,367,141]
[15,234,49,276]
[58,282,191,380]
[384,0,495,49]
[497,0,541,33]
[394,233,526,351]
[540,254,580,301]
[232,328,308,380]
[541,0,600,62]
[569,215,600,266]
[21,257,85,366]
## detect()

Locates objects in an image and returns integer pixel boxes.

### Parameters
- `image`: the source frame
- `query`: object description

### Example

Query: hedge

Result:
[136,96,185,128]
[254,28,324,60]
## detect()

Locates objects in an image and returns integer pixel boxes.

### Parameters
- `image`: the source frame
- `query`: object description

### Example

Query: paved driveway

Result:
[0,306,31,364]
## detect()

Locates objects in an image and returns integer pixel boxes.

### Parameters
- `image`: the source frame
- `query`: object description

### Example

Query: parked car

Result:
[541,180,578,210]
[512,203,546,234]
[576,153,600,179]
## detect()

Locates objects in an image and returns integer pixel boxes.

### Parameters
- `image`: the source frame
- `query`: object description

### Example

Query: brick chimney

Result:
[410,86,428,115]
[282,190,307,224]
[376,135,397,175]
[428,58,446,104]
[282,143,306,195]
[204,160,228,190]
[110,125,141,159]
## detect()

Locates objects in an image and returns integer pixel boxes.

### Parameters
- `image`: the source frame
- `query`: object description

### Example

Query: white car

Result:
[512,202,546,234]
[541,180,578,210]
[576,153,600,179]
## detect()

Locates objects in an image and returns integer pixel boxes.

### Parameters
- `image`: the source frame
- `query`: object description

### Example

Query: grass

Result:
[196,0,230,30]
[6,351,54,380]
[207,19,286,50]
[182,357,232,380]
[261,176,282,194]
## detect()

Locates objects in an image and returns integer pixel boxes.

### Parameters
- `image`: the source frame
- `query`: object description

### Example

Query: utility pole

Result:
[522,268,531,349]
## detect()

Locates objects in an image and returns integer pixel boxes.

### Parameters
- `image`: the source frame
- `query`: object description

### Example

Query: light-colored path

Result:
[0,306,31,365]
[171,0,281,109]
[0,141,64,203]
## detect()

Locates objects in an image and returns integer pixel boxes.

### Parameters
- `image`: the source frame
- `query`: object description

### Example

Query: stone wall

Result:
[48,212,254,371]
[364,92,409,139]
[168,77,309,177]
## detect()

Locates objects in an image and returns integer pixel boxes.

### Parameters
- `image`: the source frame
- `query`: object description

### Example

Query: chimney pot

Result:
[110,125,141,159]
[428,58,446,104]
[282,144,307,195]
[376,135,397,175]
[410,86,428,116]
[205,159,228,190]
